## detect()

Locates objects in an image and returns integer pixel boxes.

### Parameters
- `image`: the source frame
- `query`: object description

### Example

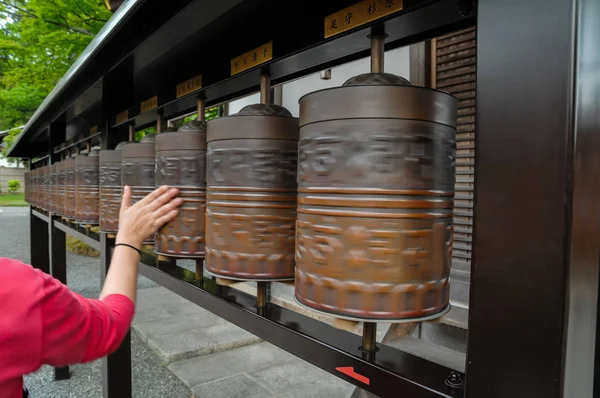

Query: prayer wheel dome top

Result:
[114,141,128,150]
[237,103,292,117]
[178,119,207,133]
[140,133,157,143]
[342,72,411,87]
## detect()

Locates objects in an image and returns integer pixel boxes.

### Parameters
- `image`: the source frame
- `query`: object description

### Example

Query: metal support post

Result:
[100,233,132,398]
[30,208,49,274]
[49,215,70,380]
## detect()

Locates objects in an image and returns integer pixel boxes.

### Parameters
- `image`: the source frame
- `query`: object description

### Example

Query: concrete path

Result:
[134,286,355,398]
[2,207,355,397]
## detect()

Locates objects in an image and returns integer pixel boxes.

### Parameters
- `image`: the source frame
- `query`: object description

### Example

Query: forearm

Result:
[99,234,140,302]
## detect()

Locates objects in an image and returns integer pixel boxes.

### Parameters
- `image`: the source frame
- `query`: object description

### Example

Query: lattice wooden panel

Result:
[433,27,476,272]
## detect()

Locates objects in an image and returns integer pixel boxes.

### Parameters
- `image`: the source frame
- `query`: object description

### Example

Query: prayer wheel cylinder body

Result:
[64,158,76,219]
[155,122,207,258]
[122,136,156,244]
[75,152,100,225]
[40,166,47,210]
[49,164,57,213]
[294,74,457,322]
[99,148,123,233]
[205,104,299,280]
[75,152,100,224]
[56,161,65,217]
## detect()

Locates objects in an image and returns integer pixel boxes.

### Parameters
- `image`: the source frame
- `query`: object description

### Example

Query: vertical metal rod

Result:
[260,73,270,104]
[257,281,268,308]
[128,124,134,142]
[195,259,202,281]
[362,322,377,352]
[371,34,385,73]
[197,97,206,122]
[157,111,164,133]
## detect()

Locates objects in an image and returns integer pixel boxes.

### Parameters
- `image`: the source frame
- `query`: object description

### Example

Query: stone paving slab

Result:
[192,374,275,398]
[132,286,261,364]
[168,340,354,398]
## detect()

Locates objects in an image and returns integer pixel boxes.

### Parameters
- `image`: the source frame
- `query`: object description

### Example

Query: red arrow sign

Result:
[336,367,370,385]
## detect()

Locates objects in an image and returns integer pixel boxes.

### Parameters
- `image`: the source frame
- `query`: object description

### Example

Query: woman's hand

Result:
[116,185,183,249]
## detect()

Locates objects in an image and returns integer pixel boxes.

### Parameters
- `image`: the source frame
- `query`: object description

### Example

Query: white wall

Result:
[227,46,411,116]
[282,46,410,117]
[228,92,260,114]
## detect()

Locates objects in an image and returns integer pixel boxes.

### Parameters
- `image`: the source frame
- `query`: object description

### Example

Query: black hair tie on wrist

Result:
[114,243,141,256]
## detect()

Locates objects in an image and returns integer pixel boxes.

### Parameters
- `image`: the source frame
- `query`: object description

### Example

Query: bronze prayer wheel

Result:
[155,121,207,258]
[49,163,57,214]
[99,142,127,233]
[44,165,49,210]
[75,149,100,224]
[29,169,35,207]
[64,157,76,219]
[122,135,156,244]
[294,73,457,322]
[55,161,65,216]
[205,104,299,281]
[39,166,46,210]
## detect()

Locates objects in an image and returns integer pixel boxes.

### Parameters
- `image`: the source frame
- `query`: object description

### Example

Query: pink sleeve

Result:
[38,272,135,366]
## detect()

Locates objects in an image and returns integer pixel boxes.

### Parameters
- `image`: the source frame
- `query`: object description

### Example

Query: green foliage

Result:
[134,106,222,141]
[0,0,111,156]
[7,179,20,193]
[66,233,99,257]
[0,193,27,206]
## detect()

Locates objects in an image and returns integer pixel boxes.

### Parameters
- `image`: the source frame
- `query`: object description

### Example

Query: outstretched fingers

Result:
[154,209,179,228]
[153,196,183,218]
[147,187,180,212]
[137,185,169,208]
[121,186,132,211]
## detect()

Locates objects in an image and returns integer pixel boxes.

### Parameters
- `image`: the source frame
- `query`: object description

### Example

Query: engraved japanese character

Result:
[345,12,353,24]
[368,2,376,15]
[263,47,268,58]
[330,18,338,30]
[234,60,239,69]
[385,0,394,7]
[252,51,258,62]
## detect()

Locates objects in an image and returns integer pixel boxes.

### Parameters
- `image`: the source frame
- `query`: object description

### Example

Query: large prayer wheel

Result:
[99,142,126,233]
[294,73,457,322]
[155,121,207,258]
[40,166,47,210]
[205,104,298,280]
[55,161,65,217]
[122,135,156,244]
[64,157,76,219]
[49,163,57,214]
[75,149,100,224]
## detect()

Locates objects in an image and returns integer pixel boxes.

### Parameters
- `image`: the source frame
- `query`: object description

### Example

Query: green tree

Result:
[0,0,111,158]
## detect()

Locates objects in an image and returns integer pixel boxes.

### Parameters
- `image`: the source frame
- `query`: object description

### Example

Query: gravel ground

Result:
[1,207,192,398]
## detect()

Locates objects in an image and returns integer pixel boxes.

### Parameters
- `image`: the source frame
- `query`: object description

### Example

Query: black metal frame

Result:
[18,0,600,397]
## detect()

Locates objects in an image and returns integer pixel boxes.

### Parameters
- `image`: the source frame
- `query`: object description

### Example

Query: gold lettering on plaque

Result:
[176,75,203,98]
[231,41,273,75]
[141,96,158,113]
[115,110,129,125]
[325,0,403,38]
